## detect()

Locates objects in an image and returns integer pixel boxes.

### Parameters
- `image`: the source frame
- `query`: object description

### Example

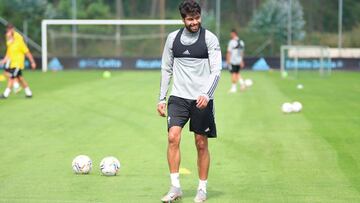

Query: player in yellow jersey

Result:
[0,24,36,99]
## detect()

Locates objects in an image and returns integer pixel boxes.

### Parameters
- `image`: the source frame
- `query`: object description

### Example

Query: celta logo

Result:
[48,57,63,71]
[79,58,122,69]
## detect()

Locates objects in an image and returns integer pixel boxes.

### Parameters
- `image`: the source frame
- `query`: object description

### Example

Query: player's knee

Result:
[195,137,208,151]
[168,131,181,147]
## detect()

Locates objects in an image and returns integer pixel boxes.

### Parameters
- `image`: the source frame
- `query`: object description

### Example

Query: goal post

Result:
[280,45,332,78]
[41,19,183,72]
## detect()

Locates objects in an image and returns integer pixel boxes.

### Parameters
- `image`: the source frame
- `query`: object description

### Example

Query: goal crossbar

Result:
[41,19,183,72]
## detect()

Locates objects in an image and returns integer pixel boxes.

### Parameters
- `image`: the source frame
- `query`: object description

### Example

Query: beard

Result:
[185,22,201,33]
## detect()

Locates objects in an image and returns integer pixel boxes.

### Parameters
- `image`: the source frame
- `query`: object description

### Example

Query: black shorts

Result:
[229,64,241,73]
[9,68,22,79]
[167,95,217,138]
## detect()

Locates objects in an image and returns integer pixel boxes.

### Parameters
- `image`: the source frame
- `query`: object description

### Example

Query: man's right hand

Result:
[0,59,6,66]
[226,61,231,70]
[157,102,167,117]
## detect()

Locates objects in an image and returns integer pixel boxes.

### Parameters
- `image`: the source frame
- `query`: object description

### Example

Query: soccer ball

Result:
[281,102,293,113]
[102,71,111,79]
[72,155,92,174]
[244,79,253,87]
[100,156,121,176]
[297,84,304,89]
[292,101,303,112]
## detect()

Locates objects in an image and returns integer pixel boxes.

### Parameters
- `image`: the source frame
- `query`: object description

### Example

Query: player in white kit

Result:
[227,29,245,93]
[157,0,222,202]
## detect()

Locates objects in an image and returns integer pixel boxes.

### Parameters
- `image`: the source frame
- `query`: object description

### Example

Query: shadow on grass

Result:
[182,189,225,199]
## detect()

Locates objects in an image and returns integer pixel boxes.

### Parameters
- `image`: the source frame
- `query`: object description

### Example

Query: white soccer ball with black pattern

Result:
[245,79,253,87]
[72,155,92,174]
[281,102,293,113]
[292,101,303,112]
[100,156,121,176]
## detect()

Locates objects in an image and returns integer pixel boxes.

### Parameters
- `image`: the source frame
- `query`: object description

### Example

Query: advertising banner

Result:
[33,57,360,71]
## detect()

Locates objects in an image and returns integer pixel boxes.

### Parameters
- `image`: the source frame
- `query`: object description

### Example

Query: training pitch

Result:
[0,70,359,202]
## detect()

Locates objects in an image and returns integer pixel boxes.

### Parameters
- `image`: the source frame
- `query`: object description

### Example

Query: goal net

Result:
[280,45,332,78]
[41,19,183,72]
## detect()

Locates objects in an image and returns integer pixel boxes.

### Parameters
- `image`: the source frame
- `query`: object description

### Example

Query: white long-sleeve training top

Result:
[159,27,222,102]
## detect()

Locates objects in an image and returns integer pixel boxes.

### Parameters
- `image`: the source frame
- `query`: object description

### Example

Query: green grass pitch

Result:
[0,70,359,202]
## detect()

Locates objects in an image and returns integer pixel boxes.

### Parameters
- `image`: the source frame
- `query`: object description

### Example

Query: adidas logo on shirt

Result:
[182,50,190,55]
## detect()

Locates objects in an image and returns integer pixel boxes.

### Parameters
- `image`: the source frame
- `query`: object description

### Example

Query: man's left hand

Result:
[31,62,36,69]
[196,95,209,109]
[240,61,245,69]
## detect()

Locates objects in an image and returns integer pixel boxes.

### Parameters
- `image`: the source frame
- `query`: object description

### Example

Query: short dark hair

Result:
[179,0,201,19]
[6,23,14,30]
[231,29,237,35]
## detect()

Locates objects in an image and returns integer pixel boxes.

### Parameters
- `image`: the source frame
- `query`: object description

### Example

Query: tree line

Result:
[0,0,359,56]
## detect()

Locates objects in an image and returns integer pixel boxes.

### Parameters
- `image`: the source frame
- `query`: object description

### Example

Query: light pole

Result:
[216,0,220,38]
[72,0,77,57]
[338,0,343,49]
[287,0,292,45]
